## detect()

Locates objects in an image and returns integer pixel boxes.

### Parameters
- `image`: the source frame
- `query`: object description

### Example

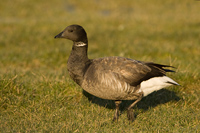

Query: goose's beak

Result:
[54,31,64,39]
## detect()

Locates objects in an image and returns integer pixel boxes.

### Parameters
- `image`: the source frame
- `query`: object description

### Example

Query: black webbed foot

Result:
[126,92,143,122]
[113,100,121,122]
[127,109,135,122]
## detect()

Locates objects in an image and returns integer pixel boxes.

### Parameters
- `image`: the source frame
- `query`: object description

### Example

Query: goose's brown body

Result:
[82,57,152,100]
[81,57,142,100]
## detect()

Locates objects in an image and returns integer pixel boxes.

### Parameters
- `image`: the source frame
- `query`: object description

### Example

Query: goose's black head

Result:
[54,25,88,44]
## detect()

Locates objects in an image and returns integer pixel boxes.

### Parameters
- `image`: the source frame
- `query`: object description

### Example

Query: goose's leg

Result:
[113,100,122,121]
[127,92,143,121]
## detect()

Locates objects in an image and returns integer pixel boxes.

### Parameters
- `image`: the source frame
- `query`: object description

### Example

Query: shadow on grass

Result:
[82,89,180,112]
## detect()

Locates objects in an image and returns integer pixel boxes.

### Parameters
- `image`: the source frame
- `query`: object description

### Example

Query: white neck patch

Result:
[76,42,87,47]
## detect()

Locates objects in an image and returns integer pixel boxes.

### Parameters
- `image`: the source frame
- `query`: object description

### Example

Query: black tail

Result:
[145,62,176,73]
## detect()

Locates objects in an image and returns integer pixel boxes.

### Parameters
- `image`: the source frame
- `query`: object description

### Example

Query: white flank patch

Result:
[76,42,87,47]
[138,76,179,97]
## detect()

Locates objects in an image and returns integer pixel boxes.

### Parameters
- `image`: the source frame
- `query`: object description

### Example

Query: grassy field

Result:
[0,0,200,132]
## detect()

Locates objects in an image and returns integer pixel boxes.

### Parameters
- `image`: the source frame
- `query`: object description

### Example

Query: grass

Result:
[0,0,200,132]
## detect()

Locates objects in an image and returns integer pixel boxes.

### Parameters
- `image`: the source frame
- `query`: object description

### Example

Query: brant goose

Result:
[54,24,179,121]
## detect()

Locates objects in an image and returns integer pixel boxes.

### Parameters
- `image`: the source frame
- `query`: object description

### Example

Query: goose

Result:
[54,24,179,121]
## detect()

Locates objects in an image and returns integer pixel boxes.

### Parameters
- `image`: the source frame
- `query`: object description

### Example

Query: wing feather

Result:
[88,57,175,87]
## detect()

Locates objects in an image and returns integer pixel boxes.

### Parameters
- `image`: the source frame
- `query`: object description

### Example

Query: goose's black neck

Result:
[67,41,91,86]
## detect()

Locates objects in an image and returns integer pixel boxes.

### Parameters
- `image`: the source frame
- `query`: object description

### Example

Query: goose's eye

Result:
[68,29,73,32]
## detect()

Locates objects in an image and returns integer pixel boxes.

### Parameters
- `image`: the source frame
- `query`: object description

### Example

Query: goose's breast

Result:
[81,68,139,100]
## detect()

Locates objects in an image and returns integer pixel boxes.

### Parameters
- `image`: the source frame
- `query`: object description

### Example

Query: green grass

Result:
[0,0,200,132]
